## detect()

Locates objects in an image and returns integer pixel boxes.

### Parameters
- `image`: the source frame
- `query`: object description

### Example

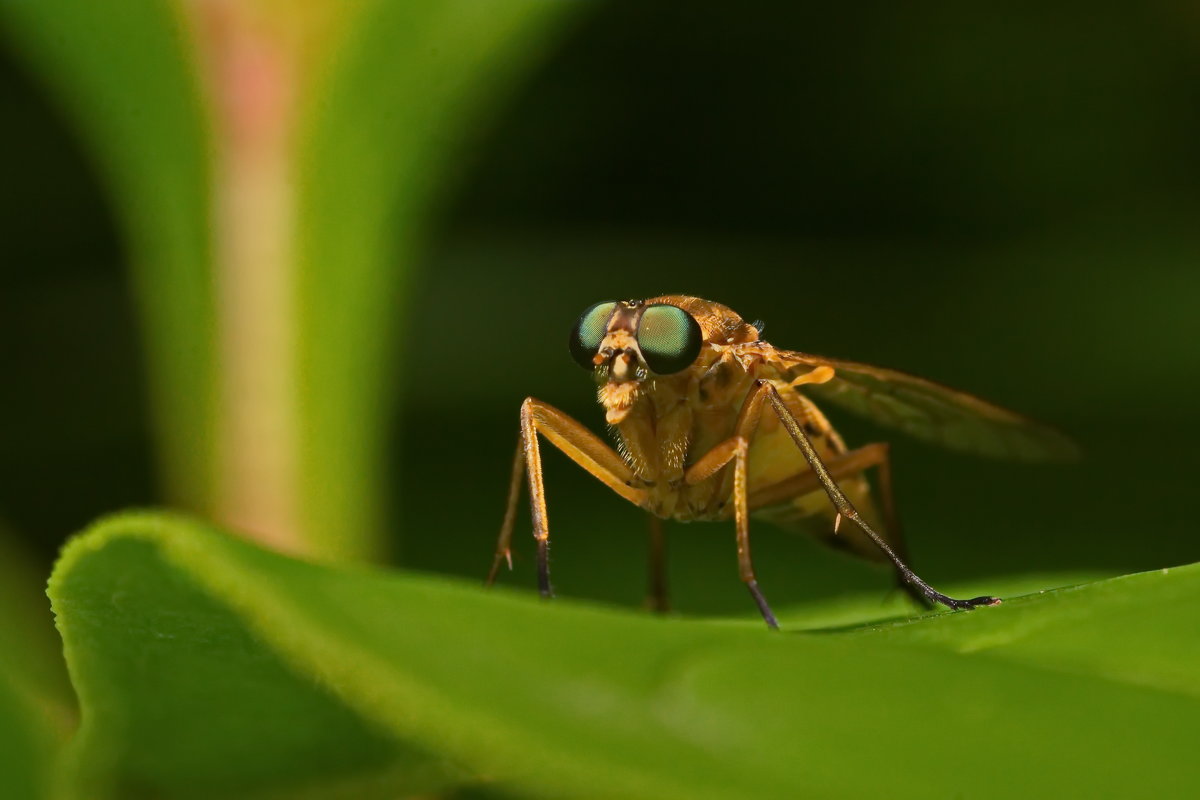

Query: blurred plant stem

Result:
[1,0,577,560]
[190,0,305,552]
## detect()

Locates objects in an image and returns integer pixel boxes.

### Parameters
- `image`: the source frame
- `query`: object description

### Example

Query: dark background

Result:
[3,1,1198,617]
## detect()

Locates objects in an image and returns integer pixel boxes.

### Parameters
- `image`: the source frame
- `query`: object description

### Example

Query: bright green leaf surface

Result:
[50,512,1200,798]
[852,566,1200,699]
[52,533,460,800]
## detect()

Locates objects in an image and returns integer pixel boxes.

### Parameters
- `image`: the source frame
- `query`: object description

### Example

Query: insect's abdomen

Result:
[743,386,843,489]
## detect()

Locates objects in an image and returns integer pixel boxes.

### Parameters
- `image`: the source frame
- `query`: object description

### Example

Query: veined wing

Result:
[762,348,1078,461]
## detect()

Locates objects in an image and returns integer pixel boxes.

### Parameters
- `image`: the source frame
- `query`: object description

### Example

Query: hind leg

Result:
[759,382,998,610]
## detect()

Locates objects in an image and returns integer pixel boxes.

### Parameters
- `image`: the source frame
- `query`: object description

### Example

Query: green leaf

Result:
[52,529,459,799]
[850,564,1200,696]
[51,512,1200,798]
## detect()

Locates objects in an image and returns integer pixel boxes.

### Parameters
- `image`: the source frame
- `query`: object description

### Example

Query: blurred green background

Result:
[2,0,1199,650]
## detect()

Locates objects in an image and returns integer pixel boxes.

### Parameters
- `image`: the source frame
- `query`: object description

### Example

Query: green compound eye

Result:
[636,304,703,375]
[568,301,617,369]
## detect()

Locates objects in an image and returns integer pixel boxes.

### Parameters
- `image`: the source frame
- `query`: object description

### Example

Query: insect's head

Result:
[569,299,704,379]
[568,298,704,423]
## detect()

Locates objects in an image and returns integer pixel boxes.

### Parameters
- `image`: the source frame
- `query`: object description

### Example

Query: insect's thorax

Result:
[610,346,741,476]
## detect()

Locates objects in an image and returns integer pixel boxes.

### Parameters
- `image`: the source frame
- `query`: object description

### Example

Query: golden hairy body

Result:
[488,294,1074,628]
[608,296,888,561]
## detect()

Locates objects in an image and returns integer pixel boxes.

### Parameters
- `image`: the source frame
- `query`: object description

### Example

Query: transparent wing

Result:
[766,349,1079,461]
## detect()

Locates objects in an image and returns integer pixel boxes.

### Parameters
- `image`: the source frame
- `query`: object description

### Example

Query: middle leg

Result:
[685,429,779,629]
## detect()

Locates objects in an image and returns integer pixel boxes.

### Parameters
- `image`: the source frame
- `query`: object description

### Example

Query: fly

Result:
[486,296,1076,629]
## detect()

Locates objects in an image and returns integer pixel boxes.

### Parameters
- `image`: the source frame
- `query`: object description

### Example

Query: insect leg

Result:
[486,433,526,586]
[757,380,1000,611]
[486,398,647,599]
[646,515,669,613]
[685,435,779,630]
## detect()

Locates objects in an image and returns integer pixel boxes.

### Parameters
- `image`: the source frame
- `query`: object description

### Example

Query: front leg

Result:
[486,397,648,598]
